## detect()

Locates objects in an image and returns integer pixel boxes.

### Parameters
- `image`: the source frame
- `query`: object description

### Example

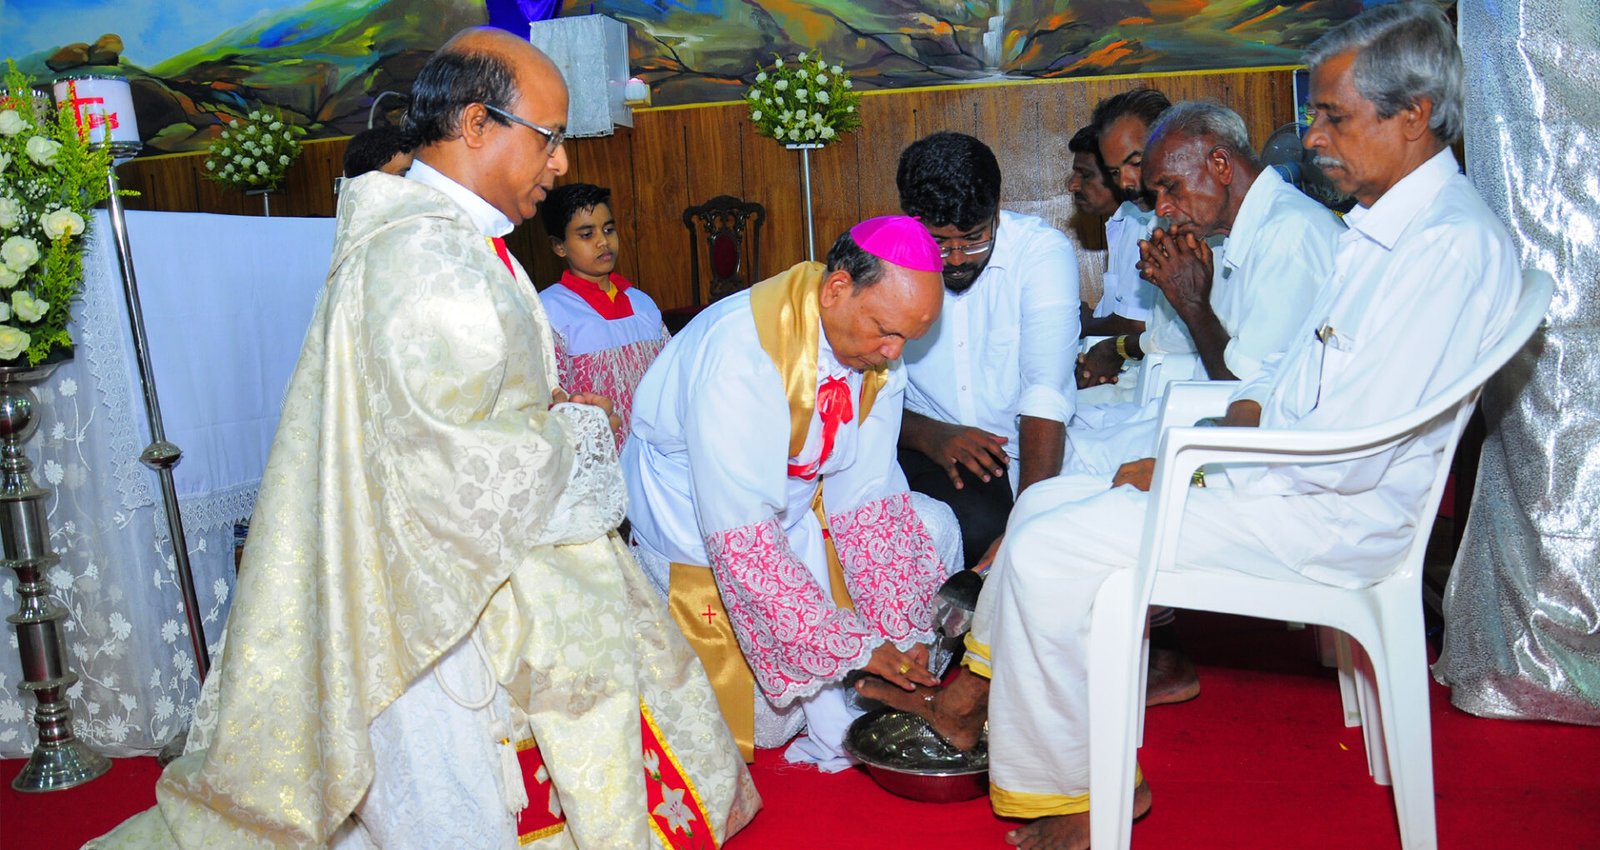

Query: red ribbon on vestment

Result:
[787,376,853,480]
[557,270,636,320]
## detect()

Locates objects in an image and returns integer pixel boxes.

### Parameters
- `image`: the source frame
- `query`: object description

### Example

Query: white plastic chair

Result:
[1086,269,1553,850]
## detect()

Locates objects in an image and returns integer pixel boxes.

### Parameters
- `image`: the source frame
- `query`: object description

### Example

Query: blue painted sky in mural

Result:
[1,0,358,64]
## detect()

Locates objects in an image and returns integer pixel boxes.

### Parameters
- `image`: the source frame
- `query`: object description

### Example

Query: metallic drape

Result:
[1434,0,1600,725]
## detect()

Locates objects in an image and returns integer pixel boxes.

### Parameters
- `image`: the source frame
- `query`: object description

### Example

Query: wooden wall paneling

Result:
[629,109,696,309]
[806,129,861,255]
[739,121,807,281]
[851,91,922,221]
[117,156,201,214]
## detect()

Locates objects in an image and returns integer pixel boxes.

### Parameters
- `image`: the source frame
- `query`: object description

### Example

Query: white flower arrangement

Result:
[203,108,304,193]
[0,59,116,364]
[746,52,861,147]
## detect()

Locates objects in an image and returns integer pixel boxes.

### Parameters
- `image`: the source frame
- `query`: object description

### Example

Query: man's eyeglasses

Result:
[481,103,565,156]
[935,218,998,259]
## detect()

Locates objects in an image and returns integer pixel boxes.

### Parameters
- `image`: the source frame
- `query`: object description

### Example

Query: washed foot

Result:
[1004,780,1152,850]
[1146,647,1200,706]
[854,668,988,752]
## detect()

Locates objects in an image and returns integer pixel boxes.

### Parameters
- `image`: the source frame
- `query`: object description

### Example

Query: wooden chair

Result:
[663,196,765,333]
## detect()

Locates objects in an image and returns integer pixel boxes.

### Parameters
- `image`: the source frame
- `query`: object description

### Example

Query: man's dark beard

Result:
[943,265,981,293]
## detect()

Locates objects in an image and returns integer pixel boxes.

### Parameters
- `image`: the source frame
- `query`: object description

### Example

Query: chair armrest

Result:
[1155,381,1240,433]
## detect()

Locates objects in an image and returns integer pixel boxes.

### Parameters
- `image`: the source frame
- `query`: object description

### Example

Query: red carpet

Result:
[4,613,1597,849]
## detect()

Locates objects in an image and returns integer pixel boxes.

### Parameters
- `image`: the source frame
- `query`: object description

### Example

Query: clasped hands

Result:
[550,388,623,438]
[1137,227,1215,316]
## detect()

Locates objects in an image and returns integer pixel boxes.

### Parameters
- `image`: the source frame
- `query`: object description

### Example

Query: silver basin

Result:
[844,708,989,803]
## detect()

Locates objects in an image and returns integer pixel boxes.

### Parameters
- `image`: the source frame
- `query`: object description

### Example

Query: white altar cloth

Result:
[0,209,334,757]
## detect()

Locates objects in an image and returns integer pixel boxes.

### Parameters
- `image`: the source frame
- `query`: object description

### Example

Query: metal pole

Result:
[104,167,210,680]
[801,146,816,262]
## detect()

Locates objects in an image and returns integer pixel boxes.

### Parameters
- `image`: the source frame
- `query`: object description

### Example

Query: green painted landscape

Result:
[585,0,1380,106]
[5,0,485,153]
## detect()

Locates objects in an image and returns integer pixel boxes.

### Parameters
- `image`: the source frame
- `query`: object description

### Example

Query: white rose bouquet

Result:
[745,52,861,147]
[203,108,304,193]
[0,60,116,365]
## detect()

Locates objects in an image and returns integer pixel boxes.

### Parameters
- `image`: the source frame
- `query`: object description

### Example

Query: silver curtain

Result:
[1434,0,1600,724]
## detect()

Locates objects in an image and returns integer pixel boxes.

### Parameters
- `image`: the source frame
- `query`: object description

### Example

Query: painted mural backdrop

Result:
[1,0,488,153]
[578,0,1379,106]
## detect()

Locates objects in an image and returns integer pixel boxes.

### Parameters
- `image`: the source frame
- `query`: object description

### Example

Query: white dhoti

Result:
[968,474,1344,816]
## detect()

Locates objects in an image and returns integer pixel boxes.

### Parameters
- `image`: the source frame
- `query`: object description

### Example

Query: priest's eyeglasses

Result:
[482,104,566,156]
[935,218,998,259]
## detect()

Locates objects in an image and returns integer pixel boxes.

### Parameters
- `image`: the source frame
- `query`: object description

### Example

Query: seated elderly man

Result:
[1065,100,1345,478]
[623,217,961,772]
[859,5,1518,847]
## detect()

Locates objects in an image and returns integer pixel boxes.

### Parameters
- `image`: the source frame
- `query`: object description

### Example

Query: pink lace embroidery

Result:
[704,518,879,706]
[827,492,941,649]
[560,334,667,448]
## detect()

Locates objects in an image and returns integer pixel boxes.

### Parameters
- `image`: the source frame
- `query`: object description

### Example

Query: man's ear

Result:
[459,103,493,149]
[817,270,855,309]
[1399,96,1434,143]
[1209,146,1235,186]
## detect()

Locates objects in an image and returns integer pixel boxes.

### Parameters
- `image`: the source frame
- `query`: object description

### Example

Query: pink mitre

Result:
[850,215,943,273]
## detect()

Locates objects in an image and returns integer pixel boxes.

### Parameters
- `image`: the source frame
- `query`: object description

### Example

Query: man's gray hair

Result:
[1146,101,1260,167]
[1304,2,1463,144]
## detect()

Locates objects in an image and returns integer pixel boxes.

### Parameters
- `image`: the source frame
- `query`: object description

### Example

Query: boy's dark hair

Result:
[895,132,1002,232]
[342,126,411,178]
[541,183,613,239]
[1090,88,1172,137]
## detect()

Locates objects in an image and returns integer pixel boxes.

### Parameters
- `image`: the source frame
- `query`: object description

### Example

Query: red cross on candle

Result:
[700,605,717,625]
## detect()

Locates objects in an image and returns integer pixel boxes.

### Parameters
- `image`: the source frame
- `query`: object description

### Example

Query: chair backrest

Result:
[683,196,765,307]
[1139,268,1552,611]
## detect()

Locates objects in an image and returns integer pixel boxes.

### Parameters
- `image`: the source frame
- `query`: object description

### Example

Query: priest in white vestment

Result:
[859,7,1519,845]
[624,217,957,771]
[1065,101,1344,477]
[88,30,757,850]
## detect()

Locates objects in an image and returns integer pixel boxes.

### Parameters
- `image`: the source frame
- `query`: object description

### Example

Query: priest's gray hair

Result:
[1146,101,1260,168]
[404,46,520,148]
[1304,2,1464,145]
[826,231,885,292]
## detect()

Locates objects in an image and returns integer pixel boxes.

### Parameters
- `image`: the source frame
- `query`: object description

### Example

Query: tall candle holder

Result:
[1,360,110,791]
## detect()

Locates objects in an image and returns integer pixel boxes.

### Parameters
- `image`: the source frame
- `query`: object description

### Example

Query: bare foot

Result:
[854,668,989,752]
[1146,647,1200,706]
[1003,781,1152,849]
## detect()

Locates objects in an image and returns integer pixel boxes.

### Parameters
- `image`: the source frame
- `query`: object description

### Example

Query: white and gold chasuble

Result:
[88,173,758,848]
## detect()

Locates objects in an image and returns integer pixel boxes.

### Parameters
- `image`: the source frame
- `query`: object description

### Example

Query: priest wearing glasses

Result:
[895,132,1082,568]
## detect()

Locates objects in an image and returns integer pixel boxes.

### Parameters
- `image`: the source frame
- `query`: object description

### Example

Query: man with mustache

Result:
[1071,124,1154,341]
[859,6,1518,848]
[895,132,1081,568]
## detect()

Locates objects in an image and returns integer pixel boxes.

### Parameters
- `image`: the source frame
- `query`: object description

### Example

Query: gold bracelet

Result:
[1114,335,1130,360]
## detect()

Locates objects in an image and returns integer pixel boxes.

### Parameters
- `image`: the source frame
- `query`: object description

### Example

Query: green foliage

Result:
[745,52,861,147]
[0,59,118,365]
[203,108,305,193]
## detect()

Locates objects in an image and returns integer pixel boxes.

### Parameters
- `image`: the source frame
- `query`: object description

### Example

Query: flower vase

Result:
[0,354,110,791]
[784,143,824,261]
[244,187,273,217]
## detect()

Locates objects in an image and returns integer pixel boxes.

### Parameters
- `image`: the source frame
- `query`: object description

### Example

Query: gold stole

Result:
[667,261,889,761]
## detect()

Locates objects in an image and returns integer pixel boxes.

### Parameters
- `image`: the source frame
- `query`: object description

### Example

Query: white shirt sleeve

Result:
[1015,229,1080,424]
